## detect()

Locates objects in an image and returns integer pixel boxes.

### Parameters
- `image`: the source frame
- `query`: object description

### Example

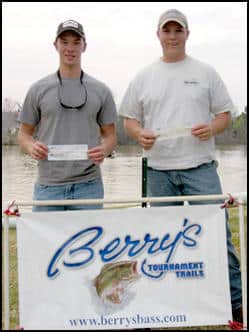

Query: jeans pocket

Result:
[74,178,104,199]
[34,183,64,201]
[37,184,50,191]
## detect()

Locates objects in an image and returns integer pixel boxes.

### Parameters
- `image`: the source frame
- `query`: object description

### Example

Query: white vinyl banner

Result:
[16,205,232,330]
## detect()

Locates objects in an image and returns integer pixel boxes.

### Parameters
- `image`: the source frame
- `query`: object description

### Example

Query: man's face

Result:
[54,31,86,66]
[157,21,189,55]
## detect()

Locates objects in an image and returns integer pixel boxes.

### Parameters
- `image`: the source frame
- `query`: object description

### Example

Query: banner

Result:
[16,205,232,329]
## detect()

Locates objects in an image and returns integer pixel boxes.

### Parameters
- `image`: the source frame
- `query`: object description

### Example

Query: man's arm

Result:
[123,118,156,150]
[87,123,117,165]
[191,112,231,141]
[18,123,48,160]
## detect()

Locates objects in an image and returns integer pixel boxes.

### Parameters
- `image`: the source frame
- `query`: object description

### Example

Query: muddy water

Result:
[2,144,247,212]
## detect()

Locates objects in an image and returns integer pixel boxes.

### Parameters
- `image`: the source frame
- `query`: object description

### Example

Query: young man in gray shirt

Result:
[18,19,117,211]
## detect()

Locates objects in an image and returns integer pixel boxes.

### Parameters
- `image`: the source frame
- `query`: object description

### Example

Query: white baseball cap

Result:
[158,9,188,30]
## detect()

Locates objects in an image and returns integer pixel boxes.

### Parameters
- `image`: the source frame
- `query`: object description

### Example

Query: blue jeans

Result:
[147,161,242,310]
[33,178,104,212]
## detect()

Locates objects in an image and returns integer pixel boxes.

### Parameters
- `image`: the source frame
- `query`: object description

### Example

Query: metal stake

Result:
[3,213,10,330]
[142,157,147,208]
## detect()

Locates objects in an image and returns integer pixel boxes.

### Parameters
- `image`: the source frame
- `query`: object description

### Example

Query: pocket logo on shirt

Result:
[184,80,199,85]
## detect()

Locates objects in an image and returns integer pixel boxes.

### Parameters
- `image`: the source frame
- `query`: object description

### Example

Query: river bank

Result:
[2,112,247,145]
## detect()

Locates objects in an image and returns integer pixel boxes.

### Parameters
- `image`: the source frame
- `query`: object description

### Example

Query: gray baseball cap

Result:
[158,9,188,30]
[56,19,86,40]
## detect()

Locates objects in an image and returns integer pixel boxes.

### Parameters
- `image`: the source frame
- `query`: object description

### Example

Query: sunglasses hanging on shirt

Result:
[57,70,88,110]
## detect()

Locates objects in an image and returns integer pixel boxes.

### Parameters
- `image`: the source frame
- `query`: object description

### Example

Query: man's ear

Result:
[53,40,58,51]
[82,41,87,53]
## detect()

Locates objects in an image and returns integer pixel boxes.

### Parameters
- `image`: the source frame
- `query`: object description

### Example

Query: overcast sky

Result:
[2,2,247,114]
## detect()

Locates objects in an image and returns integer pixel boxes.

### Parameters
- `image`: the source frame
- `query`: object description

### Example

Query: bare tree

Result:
[2,97,22,112]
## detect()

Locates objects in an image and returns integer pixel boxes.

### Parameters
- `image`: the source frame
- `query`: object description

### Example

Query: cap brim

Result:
[160,18,186,29]
[56,28,84,39]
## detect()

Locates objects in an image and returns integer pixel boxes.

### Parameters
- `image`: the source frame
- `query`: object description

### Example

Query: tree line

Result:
[2,97,247,145]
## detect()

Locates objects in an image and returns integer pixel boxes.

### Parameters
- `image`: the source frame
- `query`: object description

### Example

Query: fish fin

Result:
[100,260,135,274]
[99,263,115,274]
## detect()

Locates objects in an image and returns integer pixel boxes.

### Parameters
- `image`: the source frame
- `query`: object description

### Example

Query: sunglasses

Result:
[57,70,87,110]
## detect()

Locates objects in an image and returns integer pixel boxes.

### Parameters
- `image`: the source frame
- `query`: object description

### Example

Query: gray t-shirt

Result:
[18,72,117,185]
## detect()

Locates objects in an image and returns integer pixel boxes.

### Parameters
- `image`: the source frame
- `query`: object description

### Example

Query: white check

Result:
[48,144,88,161]
[155,127,192,139]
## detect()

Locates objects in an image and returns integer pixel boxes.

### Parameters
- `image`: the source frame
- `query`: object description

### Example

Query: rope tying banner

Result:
[228,320,245,330]
[4,200,20,217]
[221,194,245,209]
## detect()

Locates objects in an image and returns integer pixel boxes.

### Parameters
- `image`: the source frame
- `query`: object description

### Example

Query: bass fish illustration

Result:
[94,260,140,304]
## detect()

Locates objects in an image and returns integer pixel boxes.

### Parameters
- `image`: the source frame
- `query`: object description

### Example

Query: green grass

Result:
[2,207,247,330]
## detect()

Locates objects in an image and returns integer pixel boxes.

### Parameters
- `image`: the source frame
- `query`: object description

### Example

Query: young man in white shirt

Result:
[119,9,242,323]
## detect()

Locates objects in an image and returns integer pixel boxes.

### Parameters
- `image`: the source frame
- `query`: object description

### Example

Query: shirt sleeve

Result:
[209,67,238,115]
[118,78,143,123]
[18,84,40,126]
[97,87,117,126]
